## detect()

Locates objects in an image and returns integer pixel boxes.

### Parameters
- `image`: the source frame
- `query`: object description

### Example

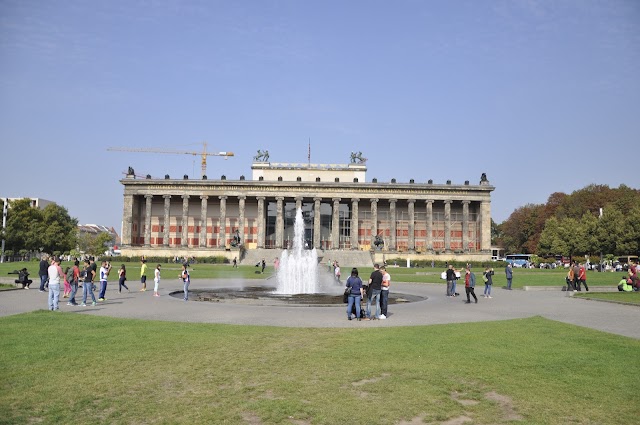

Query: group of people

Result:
[344,263,391,321]
[565,261,589,292]
[445,264,502,300]
[37,255,192,311]
[618,261,640,292]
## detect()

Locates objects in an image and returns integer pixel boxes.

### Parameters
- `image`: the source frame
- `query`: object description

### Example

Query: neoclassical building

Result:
[119,160,495,262]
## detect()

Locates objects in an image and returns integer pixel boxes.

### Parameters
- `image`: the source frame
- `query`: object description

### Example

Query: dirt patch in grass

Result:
[396,413,427,424]
[351,372,391,386]
[440,416,473,425]
[450,391,479,406]
[485,391,522,421]
[242,411,263,424]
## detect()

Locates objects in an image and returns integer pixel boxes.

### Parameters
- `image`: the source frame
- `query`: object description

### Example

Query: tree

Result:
[5,199,43,252]
[77,231,114,256]
[4,199,78,254]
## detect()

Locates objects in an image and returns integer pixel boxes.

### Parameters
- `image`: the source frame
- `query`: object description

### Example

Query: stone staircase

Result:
[240,248,373,269]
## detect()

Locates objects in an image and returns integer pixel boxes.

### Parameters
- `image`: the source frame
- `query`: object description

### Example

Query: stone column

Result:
[462,200,470,252]
[370,198,378,247]
[275,197,284,249]
[144,195,153,247]
[351,198,359,250]
[389,199,397,251]
[122,194,134,246]
[218,196,227,248]
[332,198,341,249]
[257,197,265,248]
[163,195,171,247]
[426,200,433,251]
[408,199,415,251]
[199,196,208,248]
[181,195,190,247]
[444,200,452,252]
[295,196,303,211]
[237,196,246,246]
[480,200,491,252]
[313,197,321,249]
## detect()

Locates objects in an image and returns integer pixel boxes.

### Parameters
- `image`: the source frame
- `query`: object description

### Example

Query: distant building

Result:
[3,198,54,210]
[78,224,120,247]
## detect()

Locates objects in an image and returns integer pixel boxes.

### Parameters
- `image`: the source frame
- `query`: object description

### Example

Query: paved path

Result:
[1,280,639,340]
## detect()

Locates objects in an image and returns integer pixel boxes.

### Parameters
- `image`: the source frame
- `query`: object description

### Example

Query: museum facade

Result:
[119,161,495,261]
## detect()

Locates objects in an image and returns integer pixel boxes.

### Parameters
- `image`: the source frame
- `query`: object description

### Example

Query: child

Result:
[118,264,129,293]
[153,264,161,297]
[63,266,71,298]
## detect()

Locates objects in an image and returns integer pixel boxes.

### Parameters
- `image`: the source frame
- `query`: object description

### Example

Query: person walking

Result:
[483,267,494,298]
[180,263,190,301]
[67,260,80,306]
[140,259,148,291]
[334,262,341,283]
[47,257,63,311]
[153,264,161,297]
[465,267,478,304]
[572,261,581,291]
[38,255,49,292]
[232,257,237,268]
[98,261,111,301]
[505,263,513,290]
[118,264,129,293]
[365,264,383,320]
[81,260,97,307]
[445,264,457,297]
[345,268,364,321]
[578,263,589,292]
[62,266,72,298]
[380,266,390,319]
[261,258,266,274]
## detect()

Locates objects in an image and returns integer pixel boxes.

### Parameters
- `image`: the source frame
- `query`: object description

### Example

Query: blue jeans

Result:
[39,275,48,291]
[183,281,190,300]
[347,294,361,319]
[506,278,512,289]
[451,280,457,295]
[380,289,389,315]
[99,281,107,299]
[48,283,60,310]
[83,282,97,304]
[69,283,78,304]
[367,289,382,319]
[484,284,492,296]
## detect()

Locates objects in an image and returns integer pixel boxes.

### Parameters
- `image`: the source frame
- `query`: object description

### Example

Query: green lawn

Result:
[0,261,274,282]
[1,261,628,289]
[574,291,640,305]
[0,313,638,424]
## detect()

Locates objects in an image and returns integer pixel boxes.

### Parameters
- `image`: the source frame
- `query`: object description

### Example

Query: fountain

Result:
[275,208,318,294]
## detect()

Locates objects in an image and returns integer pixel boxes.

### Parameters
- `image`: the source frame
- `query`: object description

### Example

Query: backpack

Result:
[66,268,75,283]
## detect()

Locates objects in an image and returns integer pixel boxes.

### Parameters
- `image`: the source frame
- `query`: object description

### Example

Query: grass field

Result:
[574,291,640,305]
[0,312,638,425]
[1,261,628,290]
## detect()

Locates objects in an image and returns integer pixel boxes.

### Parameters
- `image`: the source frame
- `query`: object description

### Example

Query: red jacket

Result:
[578,266,586,280]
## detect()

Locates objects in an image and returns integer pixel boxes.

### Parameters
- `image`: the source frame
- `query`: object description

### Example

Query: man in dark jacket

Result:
[365,264,383,320]
[38,255,49,292]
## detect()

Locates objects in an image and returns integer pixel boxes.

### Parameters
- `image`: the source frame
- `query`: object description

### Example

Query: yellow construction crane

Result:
[107,142,233,178]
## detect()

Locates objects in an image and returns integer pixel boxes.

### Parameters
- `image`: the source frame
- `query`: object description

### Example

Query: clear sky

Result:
[1,0,638,233]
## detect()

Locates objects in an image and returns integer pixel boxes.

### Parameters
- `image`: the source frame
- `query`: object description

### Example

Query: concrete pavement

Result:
[1,279,639,340]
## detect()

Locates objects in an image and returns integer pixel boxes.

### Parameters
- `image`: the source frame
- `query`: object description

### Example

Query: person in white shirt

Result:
[153,264,161,297]
[47,257,63,311]
[380,266,391,319]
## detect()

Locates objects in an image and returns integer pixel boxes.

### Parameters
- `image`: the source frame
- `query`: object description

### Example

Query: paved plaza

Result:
[1,279,639,340]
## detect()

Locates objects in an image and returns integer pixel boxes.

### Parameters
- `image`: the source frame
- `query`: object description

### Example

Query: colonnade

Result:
[122,194,491,253]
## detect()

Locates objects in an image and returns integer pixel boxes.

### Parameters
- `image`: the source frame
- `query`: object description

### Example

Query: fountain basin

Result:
[172,286,427,306]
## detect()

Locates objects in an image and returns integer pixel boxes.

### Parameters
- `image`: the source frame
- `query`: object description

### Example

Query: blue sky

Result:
[1,0,638,232]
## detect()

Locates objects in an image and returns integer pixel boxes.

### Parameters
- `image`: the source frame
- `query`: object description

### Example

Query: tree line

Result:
[494,184,640,260]
[1,198,112,258]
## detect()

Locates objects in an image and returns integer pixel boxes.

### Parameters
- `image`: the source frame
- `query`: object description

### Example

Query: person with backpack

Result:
[345,268,364,321]
[180,263,190,301]
[483,267,494,298]
[67,260,80,306]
